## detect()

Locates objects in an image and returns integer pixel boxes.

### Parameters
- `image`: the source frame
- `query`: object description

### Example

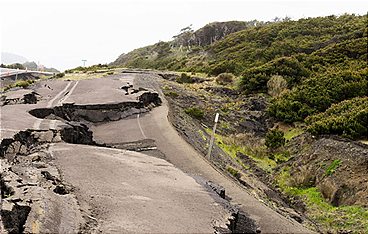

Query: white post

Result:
[15,68,19,80]
[207,113,219,160]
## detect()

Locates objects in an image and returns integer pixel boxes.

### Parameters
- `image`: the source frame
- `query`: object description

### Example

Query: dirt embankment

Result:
[285,134,368,207]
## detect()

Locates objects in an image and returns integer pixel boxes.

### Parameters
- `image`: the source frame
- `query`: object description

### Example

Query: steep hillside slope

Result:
[110,21,260,69]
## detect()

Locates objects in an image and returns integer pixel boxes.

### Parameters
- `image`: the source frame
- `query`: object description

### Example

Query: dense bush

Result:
[208,60,238,76]
[269,68,368,123]
[176,73,194,84]
[111,14,366,78]
[184,107,204,119]
[306,97,368,139]
[265,129,286,149]
[55,72,65,78]
[267,75,288,97]
[4,80,35,91]
[239,57,309,92]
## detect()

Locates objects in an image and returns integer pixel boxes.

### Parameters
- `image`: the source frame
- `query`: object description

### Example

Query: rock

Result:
[32,130,54,143]
[1,201,31,233]
[53,184,69,195]
[52,132,62,142]
[138,91,162,106]
[41,171,54,181]
[206,181,226,199]
[158,73,179,81]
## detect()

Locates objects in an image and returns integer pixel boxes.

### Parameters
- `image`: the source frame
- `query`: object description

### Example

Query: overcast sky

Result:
[1,0,367,71]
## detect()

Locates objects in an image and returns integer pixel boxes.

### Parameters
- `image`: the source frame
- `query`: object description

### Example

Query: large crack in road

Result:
[1,75,246,233]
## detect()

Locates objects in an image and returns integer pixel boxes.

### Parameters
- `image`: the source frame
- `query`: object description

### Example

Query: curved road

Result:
[92,72,313,233]
[1,72,313,233]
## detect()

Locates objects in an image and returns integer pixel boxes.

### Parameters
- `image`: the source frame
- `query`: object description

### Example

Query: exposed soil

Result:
[285,134,368,207]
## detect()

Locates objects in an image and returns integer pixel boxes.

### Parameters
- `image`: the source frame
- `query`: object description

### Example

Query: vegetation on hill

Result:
[111,13,367,139]
[306,97,368,139]
[65,64,109,73]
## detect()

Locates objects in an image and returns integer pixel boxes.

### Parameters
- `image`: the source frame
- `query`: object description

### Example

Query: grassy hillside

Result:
[111,14,367,139]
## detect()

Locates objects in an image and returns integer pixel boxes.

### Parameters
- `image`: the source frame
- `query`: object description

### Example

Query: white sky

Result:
[1,0,367,71]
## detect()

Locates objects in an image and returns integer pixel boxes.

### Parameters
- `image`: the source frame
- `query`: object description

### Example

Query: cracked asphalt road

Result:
[1,71,313,233]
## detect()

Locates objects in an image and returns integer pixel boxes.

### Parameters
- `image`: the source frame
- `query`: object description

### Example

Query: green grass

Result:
[277,167,368,233]
[164,91,179,98]
[227,166,241,178]
[197,130,207,141]
[205,128,275,171]
[284,128,304,141]
[3,79,35,91]
[325,160,342,176]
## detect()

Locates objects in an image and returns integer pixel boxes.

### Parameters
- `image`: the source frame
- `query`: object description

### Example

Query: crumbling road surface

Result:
[1,71,312,233]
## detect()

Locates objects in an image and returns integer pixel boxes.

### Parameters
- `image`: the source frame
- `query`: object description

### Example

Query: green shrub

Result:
[269,68,368,123]
[239,57,309,93]
[216,73,235,85]
[56,72,65,78]
[15,80,34,88]
[306,97,368,139]
[265,129,286,149]
[176,73,194,84]
[267,75,288,97]
[209,61,238,76]
[164,91,179,98]
[325,160,342,176]
[227,166,241,179]
[184,107,204,119]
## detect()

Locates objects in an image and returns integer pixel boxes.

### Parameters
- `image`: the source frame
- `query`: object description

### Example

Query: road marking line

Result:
[137,114,147,139]
[47,81,72,108]
[33,119,43,130]
[49,120,57,129]
[58,81,79,105]
[0,128,22,132]
[33,81,72,130]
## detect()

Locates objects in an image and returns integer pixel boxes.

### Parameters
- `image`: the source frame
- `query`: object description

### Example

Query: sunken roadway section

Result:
[0,74,237,233]
[0,70,314,233]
